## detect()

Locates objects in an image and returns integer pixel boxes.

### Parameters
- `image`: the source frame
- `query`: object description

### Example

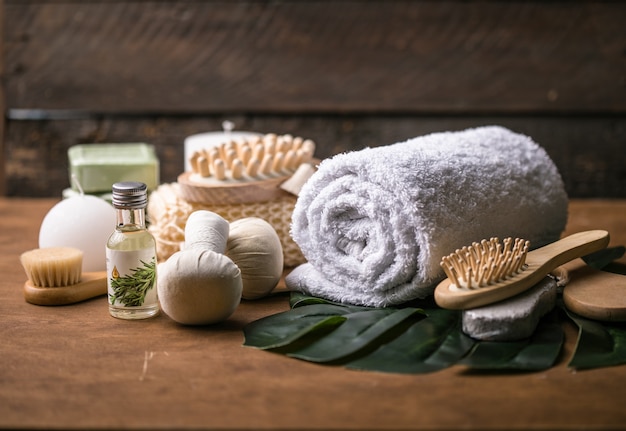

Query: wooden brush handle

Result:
[24,271,107,306]
[526,230,610,270]
[435,230,610,310]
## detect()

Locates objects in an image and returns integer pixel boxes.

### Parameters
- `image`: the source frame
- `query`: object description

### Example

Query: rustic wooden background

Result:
[2,1,625,198]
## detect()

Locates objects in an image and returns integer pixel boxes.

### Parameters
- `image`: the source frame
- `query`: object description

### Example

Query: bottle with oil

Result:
[106,181,159,319]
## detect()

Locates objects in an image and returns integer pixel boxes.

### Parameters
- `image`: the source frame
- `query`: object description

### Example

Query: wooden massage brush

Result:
[557,256,626,322]
[177,133,316,205]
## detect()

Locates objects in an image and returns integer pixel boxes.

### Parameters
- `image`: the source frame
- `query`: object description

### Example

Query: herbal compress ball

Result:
[158,211,242,325]
[226,217,283,300]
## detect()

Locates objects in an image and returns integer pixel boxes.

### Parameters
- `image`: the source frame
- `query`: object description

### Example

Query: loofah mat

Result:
[147,183,305,267]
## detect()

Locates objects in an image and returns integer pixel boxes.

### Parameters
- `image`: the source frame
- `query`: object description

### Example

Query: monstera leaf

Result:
[460,312,564,371]
[346,307,476,374]
[565,308,626,370]
[244,296,425,363]
[244,293,563,373]
[564,246,626,370]
[243,247,626,374]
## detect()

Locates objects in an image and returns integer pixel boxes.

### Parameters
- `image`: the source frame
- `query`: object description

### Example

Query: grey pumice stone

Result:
[461,276,558,341]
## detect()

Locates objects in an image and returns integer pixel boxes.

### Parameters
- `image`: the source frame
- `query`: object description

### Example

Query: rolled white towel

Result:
[286,126,568,307]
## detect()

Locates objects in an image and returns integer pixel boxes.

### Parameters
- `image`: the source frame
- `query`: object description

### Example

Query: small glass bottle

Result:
[106,181,159,319]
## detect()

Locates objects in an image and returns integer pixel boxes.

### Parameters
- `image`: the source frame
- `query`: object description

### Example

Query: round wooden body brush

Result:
[178,133,316,204]
[557,258,626,322]
[434,230,610,310]
[21,247,107,305]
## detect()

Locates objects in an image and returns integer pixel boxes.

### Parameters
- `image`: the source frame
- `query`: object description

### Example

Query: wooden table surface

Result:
[1,198,625,430]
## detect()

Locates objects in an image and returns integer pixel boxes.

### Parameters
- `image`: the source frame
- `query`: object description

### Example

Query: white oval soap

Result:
[39,195,116,272]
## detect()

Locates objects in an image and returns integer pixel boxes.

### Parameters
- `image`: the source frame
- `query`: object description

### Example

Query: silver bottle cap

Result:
[111,181,148,209]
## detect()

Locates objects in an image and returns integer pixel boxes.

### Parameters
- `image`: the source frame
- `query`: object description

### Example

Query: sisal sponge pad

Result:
[461,277,558,341]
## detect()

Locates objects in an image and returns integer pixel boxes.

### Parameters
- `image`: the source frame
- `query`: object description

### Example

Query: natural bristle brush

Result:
[187,133,315,182]
[434,230,610,310]
[177,133,317,205]
[21,247,107,305]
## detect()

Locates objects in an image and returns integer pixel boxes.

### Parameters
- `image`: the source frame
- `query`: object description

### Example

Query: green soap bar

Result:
[68,143,160,193]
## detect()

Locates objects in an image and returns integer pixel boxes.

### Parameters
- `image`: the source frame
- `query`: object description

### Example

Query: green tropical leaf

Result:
[244,277,626,374]
[347,308,475,374]
[459,313,564,371]
[582,246,625,270]
[287,307,424,363]
[564,308,626,370]
[289,291,370,312]
[289,292,338,308]
[243,303,350,350]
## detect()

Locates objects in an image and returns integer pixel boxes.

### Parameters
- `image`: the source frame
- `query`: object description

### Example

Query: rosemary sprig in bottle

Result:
[109,258,156,307]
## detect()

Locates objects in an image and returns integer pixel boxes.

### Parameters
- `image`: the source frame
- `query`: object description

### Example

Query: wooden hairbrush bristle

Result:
[434,230,610,310]
[440,237,530,289]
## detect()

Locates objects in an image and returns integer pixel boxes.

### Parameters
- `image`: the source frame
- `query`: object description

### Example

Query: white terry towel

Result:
[286,126,569,307]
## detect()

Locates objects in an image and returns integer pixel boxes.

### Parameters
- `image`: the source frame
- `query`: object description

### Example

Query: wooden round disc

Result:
[563,265,626,322]
[177,171,293,205]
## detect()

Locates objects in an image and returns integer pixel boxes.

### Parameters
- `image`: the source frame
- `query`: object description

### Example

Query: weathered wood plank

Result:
[3,1,625,197]
[0,0,5,196]
[5,115,625,198]
[5,1,626,113]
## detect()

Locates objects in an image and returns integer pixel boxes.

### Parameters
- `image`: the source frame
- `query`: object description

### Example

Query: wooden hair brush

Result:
[21,247,107,305]
[434,230,610,310]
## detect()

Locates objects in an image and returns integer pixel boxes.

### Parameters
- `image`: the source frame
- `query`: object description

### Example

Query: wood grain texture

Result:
[5,115,626,198]
[562,264,626,322]
[2,1,625,198]
[177,171,293,205]
[23,271,108,306]
[1,198,626,430]
[4,1,626,113]
[0,0,5,196]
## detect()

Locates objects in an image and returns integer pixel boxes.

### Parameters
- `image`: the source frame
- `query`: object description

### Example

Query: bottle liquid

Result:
[106,181,159,319]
